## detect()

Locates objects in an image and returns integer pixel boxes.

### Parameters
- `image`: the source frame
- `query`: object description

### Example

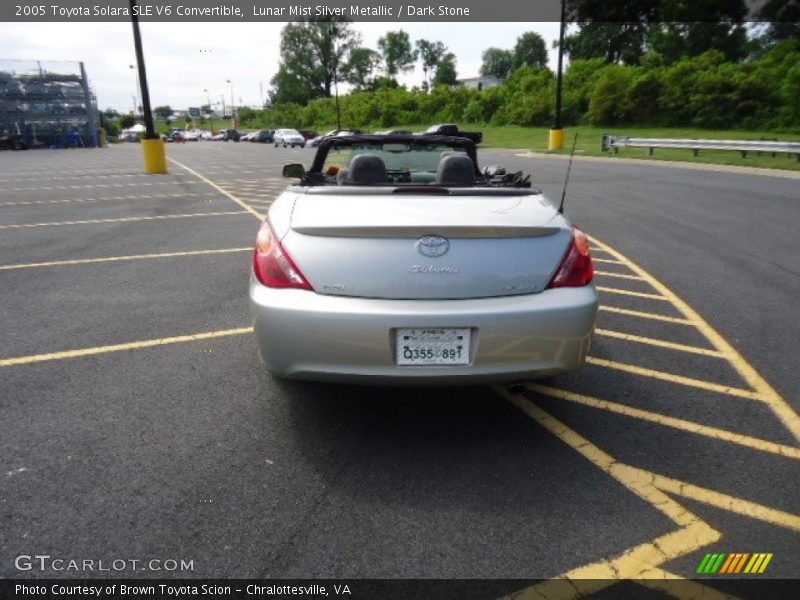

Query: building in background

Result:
[457,75,505,91]
[0,59,99,148]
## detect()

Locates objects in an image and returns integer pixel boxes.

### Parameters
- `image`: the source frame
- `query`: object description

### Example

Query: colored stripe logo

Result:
[697,552,773,574]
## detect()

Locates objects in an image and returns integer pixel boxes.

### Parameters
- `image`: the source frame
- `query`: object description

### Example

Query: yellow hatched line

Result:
[597,286,668,301]
[590,236,800,443]
[599,305,694,325]
[167,157,265,220]
[594,270,645,281]
[649,472,800,533]
[585,356,760,400]
[524,384,800,460]
[495,387,720,599]
[0,327,254,367]
[0,248,251,271]
[0,211,247,230]
[592,257,625,265]
[635,571,742,599]
[594,328,723,357]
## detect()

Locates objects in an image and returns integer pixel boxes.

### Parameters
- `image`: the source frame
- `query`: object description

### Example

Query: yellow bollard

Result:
[548,128,565,151]
[141,138,167,174]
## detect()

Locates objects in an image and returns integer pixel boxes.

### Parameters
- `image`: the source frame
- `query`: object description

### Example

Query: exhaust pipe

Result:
[506,381,527,396]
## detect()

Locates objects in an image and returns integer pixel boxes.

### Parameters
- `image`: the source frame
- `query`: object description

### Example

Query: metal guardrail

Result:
[601,134,800,160]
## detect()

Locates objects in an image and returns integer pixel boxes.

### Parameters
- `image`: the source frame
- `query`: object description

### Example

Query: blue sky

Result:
[1,22,561,112]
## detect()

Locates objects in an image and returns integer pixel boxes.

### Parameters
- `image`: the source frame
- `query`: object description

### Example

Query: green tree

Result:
[416,39,447,87]
[480,48,514,78]
[153,105,172,119]
[343,47,381,90]
[119,114,135,129]
[757,0,800,45]
[378,31,417,78]
[270,18,360,105]
[513,32,549,69]
[563,22,650,65]
[649,22,750,64]
[103,108,120,119]
[433,52,458,86]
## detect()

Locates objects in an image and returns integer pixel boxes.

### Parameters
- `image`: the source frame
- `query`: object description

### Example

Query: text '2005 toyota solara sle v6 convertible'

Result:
[249,134,598,384]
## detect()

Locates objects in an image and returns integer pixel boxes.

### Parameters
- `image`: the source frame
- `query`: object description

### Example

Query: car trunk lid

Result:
[282,192,572,300]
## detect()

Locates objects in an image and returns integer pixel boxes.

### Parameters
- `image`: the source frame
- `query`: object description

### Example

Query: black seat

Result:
[436,154,476,186]
[347,154,388,185]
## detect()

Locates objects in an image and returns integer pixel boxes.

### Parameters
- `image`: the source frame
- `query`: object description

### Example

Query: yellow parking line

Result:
[585,356,760,400]
[599,305,694,325]
[594,328,723,357]
[525,383,800,460]
[0,211,247,230]
[167,157,265,220]
[635,571,743,600]
[590,236,800,443]
[0,247,251,271]
[592,258,625,265]
[0,193,203,207]
[597,286,668,301]
[0,327,254,367]
[594,270,645,281]
[497,388,702,527]
[495,388,720,598]
[504,523,721,600]
[649,472,800,533]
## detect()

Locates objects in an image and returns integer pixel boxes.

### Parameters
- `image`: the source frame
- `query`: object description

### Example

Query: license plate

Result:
[396,328,470,366]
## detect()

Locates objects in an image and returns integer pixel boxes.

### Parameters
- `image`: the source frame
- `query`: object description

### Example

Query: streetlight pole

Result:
[549,0,567,151]
[129,0,166,173]
[226,79,235,129]
[129,64,141,117]
[330,23,342,130]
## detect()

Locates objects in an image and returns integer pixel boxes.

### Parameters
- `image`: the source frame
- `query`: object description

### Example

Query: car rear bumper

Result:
[249,277,598,385]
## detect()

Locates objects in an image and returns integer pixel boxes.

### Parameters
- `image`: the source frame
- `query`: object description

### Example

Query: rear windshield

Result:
[323,142,466,176]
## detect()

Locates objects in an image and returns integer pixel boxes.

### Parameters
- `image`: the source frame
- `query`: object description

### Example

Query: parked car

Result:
[307,129,361,147]
[421,124,483,144]
[255,129,275,143]
[299,129,319,141]
[273,128,305,148]
[218,129,241,142]
[375,129,413,135]
[249,133,598,384]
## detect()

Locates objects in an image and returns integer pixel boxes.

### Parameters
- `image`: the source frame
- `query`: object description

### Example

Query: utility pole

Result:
[549,0,567,151]
[129,0,166,173]
[330,23,341,130]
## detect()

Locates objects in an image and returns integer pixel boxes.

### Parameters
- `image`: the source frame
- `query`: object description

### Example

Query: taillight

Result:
[253,221,313,290]
[547,226,594,288]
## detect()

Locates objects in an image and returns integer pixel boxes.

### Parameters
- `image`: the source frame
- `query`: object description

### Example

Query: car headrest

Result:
[437,154,476,186]
[347,154,388,185]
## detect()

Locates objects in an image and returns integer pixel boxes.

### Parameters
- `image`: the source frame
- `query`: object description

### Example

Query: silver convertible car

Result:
[249,134,598,384]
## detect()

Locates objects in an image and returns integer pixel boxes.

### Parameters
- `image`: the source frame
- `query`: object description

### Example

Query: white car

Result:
[274,129,305,148]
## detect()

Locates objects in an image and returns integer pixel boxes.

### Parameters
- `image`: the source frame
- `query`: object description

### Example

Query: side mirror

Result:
[282,163,305,178]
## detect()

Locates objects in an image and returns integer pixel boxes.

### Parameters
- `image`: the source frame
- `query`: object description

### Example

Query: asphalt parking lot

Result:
[1,142,798,596]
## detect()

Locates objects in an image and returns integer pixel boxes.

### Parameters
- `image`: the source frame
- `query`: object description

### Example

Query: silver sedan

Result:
[250,135,598,384]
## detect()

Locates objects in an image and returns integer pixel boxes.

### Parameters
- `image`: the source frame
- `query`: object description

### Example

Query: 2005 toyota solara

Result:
[249,134,598,384]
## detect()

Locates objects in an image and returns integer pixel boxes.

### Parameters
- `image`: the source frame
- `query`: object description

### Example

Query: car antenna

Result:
[558,132,579,214]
